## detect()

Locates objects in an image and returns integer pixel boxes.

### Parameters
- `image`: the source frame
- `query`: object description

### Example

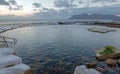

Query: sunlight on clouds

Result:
[0,9,33,16]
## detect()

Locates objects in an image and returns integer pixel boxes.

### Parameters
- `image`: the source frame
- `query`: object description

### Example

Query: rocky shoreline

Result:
[94,22,120,28]
[0,48,32,74]
[75,46,120,74]
[75,59,120,74]
[0,21,120,33]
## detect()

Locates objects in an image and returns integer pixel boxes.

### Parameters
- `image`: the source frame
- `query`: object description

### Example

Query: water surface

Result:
[2,25,120,74]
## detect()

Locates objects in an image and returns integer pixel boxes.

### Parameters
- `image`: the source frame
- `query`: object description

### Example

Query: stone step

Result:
[0,55,22,69]
[0,63,31,74]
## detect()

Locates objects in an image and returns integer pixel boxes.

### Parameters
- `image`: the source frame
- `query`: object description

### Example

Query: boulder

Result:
[0,63,31,74]
[0,48,31,74]
[86,62,97,68]
[0,48,15,56]
[106,59,116,66]
[0,55,22,69]
[96,46,120,61]
[74,65,101,74]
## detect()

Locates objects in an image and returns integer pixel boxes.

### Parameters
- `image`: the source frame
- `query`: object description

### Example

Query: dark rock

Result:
[86,62,97,68]
[106,59,116,66]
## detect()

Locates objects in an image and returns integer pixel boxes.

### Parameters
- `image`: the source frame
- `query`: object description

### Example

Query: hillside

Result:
[69,14,120,20]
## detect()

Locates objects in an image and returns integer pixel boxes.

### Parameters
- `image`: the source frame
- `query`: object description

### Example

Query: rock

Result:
[88,27,116,33]
[96,46,120,61]
[0,48,31,74]
[74,65,101,74]
[106,59,116,66]
[96,67,105,73]
[0,64,31,74]
[0,55,22,69]
[86,62,97,68]
[24,70,32,74]
[117,59,120,66]
[0,48,15,56]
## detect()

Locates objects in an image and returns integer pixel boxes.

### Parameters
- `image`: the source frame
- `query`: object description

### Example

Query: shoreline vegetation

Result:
[0,20,120,34]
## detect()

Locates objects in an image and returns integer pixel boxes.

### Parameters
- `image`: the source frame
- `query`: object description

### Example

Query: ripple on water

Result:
[2,25,120,74]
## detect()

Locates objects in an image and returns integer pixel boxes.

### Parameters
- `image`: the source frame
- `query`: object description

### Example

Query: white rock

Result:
[0,63,30,74]
[0,48,15,56]
[74,65,101,74]
[0,55,22,69]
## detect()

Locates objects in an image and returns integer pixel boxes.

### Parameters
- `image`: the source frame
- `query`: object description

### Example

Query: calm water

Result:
[2,25,120,74]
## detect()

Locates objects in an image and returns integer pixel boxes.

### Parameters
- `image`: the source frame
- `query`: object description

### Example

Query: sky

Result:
[0,0,120,19]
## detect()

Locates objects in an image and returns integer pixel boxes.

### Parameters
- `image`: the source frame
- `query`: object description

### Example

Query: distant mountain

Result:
[69,14,120,20]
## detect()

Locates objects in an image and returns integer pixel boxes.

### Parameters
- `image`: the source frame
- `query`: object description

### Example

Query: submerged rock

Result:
[88,27,116,33]
[86,62,97,68]
[106,59,116,66]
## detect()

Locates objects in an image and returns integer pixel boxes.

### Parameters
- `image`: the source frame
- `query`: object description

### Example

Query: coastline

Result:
[1,21,120,74]
[0,21,120,34]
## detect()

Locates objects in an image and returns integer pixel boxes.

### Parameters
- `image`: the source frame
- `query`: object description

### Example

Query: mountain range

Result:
[69,14,120,20]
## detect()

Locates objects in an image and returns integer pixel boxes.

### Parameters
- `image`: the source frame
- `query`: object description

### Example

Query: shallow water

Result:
[2,25,120,74]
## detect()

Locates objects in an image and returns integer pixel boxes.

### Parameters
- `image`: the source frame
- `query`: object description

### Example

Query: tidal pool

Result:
[2,25,120,74]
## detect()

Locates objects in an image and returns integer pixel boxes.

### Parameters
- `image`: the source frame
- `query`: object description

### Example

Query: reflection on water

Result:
[2,25,120,74]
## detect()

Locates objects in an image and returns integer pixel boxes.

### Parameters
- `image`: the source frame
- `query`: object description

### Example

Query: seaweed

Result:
[99,46,117,55]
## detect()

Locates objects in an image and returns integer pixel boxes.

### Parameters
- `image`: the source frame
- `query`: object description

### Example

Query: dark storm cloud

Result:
[33,3,41,8]
[54,0,76,8]
[0,0,9,6]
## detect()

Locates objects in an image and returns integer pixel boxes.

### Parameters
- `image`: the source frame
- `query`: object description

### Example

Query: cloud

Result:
[79,0,84,4]
[42,7,49,11]
[65,4,120,15]
[9,5,22,10]
[91,0,117,3]
[33,3,41,8]
[0,0,9,6]
[78,0,119,7]
[8,0,17,5]
[0,0,120,19]
[8,0,23,10]
[54,0,76,8]
[39,4,120,19]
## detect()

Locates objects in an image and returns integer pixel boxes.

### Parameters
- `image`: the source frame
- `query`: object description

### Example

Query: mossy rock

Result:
[99,46,117,55]
[96,46,120,60]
